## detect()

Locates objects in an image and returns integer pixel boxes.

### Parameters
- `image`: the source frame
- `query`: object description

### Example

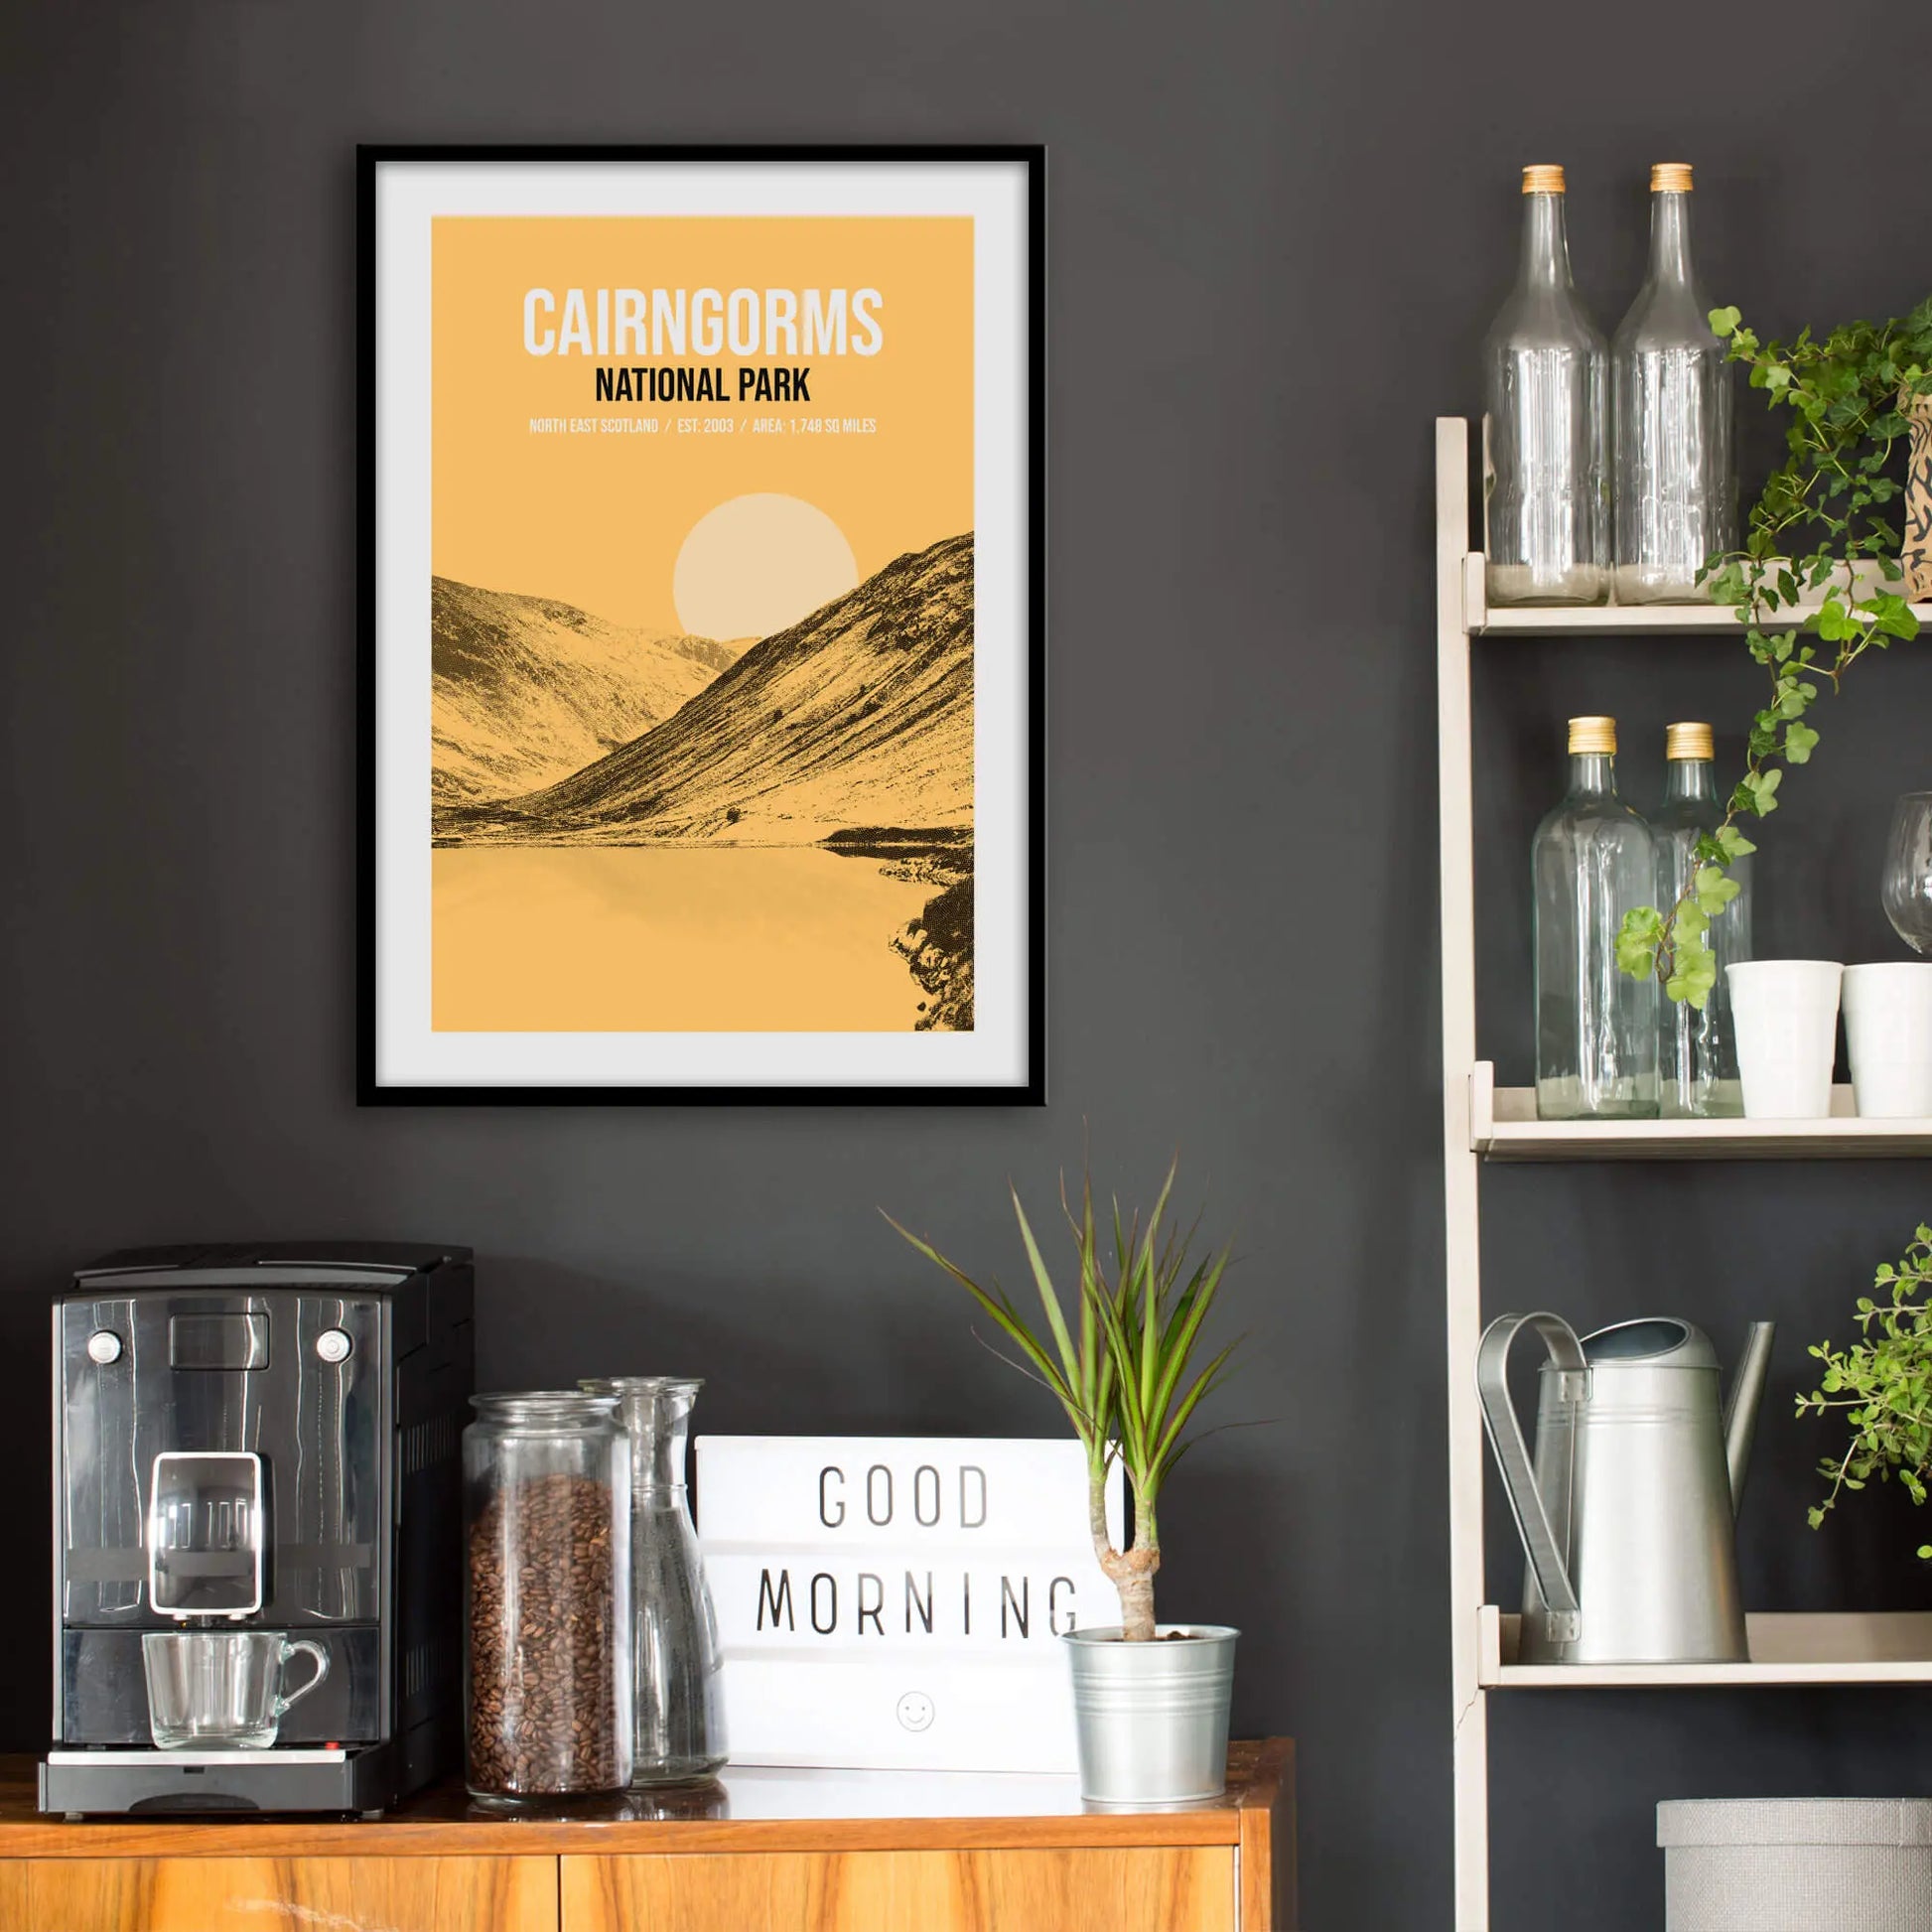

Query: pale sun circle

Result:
[671,493,859,641]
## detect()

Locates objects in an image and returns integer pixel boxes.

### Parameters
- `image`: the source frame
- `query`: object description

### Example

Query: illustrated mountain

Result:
[436,532,973,845]
[431,576,744,804]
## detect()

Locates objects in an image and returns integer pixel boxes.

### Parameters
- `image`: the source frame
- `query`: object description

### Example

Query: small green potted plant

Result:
[887,1159,1243,1804]
[1798,1226,1932,1548]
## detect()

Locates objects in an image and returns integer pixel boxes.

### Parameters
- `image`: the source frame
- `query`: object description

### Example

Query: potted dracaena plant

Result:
[886,1159,1244,1804]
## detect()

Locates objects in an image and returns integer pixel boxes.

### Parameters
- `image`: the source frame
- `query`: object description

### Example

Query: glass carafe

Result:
[1483,164,1609,606]
[1612,164,1735,603]
[1654,723,1750,1117]
[582,1377,729,1785]
[1533,716,1660,1119]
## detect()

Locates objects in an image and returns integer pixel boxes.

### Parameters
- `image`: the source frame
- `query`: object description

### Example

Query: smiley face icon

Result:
[896,1691,935,1732]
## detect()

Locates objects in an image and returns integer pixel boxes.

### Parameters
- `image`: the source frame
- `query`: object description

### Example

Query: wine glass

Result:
[1882,793,1932,954]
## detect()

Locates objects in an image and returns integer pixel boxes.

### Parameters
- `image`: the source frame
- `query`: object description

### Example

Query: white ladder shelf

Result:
[1433,416,1932,1929]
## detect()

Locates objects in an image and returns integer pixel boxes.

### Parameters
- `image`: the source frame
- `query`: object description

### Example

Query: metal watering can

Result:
[1476,1313,1775,1665]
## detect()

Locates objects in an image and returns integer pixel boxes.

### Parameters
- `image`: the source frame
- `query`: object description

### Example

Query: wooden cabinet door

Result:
[563,1848,1235,1932]
[0,1856,559,1932]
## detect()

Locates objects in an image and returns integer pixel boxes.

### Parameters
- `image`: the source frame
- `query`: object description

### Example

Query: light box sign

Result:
[695,1437,1125,1772]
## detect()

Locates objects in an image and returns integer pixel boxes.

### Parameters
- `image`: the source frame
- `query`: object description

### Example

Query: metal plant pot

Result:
[1062,1624,1238,1805]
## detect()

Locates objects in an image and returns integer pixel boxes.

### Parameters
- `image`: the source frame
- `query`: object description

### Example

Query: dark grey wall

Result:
[5,1,1931,1923]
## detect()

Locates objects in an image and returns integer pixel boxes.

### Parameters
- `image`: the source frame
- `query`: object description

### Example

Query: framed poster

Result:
[358,146,1043,1103]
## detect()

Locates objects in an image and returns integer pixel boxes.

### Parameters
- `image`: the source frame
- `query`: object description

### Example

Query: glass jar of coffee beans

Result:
[463,1392,631,1803]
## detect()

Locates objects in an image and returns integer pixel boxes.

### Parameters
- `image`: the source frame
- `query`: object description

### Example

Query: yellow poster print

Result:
[427,215,975,1034]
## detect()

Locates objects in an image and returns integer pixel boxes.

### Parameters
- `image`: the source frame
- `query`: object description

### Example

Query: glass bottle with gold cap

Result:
[1654,721,1750,1116]
[1612,164,1735,603]
[1482,164,1609,606]
[1533,715,1659,1119]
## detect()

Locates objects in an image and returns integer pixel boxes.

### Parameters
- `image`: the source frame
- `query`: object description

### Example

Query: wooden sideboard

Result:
[0,1740,1295,1932]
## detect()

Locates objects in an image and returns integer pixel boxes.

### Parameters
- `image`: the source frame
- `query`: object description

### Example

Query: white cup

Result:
[1843,963,1932,1118]
[1725,961,1845,1119]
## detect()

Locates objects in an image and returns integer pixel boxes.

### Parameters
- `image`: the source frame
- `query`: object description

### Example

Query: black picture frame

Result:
[357,144,1045,1106]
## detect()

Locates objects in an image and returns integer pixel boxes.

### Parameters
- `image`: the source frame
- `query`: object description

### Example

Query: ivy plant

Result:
[1615,298,1932,1006]
[1798,1227,1932,1555]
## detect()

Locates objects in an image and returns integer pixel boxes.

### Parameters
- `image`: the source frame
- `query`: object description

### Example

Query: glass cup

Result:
[142,1629,330,1749]
[1882,793,1932,956]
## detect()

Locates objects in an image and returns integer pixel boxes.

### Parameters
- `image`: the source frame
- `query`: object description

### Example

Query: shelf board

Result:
[1461,553,1932,638]
[1480,1605,1932,1688]
[1469,1063,1932,1161]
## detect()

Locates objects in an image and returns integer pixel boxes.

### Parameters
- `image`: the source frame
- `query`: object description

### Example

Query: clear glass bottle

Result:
[1654,722,1750,1117]
[1483,164,1609,606]
[1612,164,1735,603]
[463,1392,631,1805]
[1534,716,1659,1119]
[581,1377,728,1786]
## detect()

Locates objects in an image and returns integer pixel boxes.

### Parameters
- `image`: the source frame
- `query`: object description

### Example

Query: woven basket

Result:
[1905,388,1931,602]
[1659,1799,1932,1931]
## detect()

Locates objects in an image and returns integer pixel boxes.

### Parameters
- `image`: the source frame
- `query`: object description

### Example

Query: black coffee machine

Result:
[42,1242,474,1817]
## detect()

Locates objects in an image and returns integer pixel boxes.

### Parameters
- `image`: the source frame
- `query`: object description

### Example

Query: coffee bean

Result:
[467,1470,622,1796]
